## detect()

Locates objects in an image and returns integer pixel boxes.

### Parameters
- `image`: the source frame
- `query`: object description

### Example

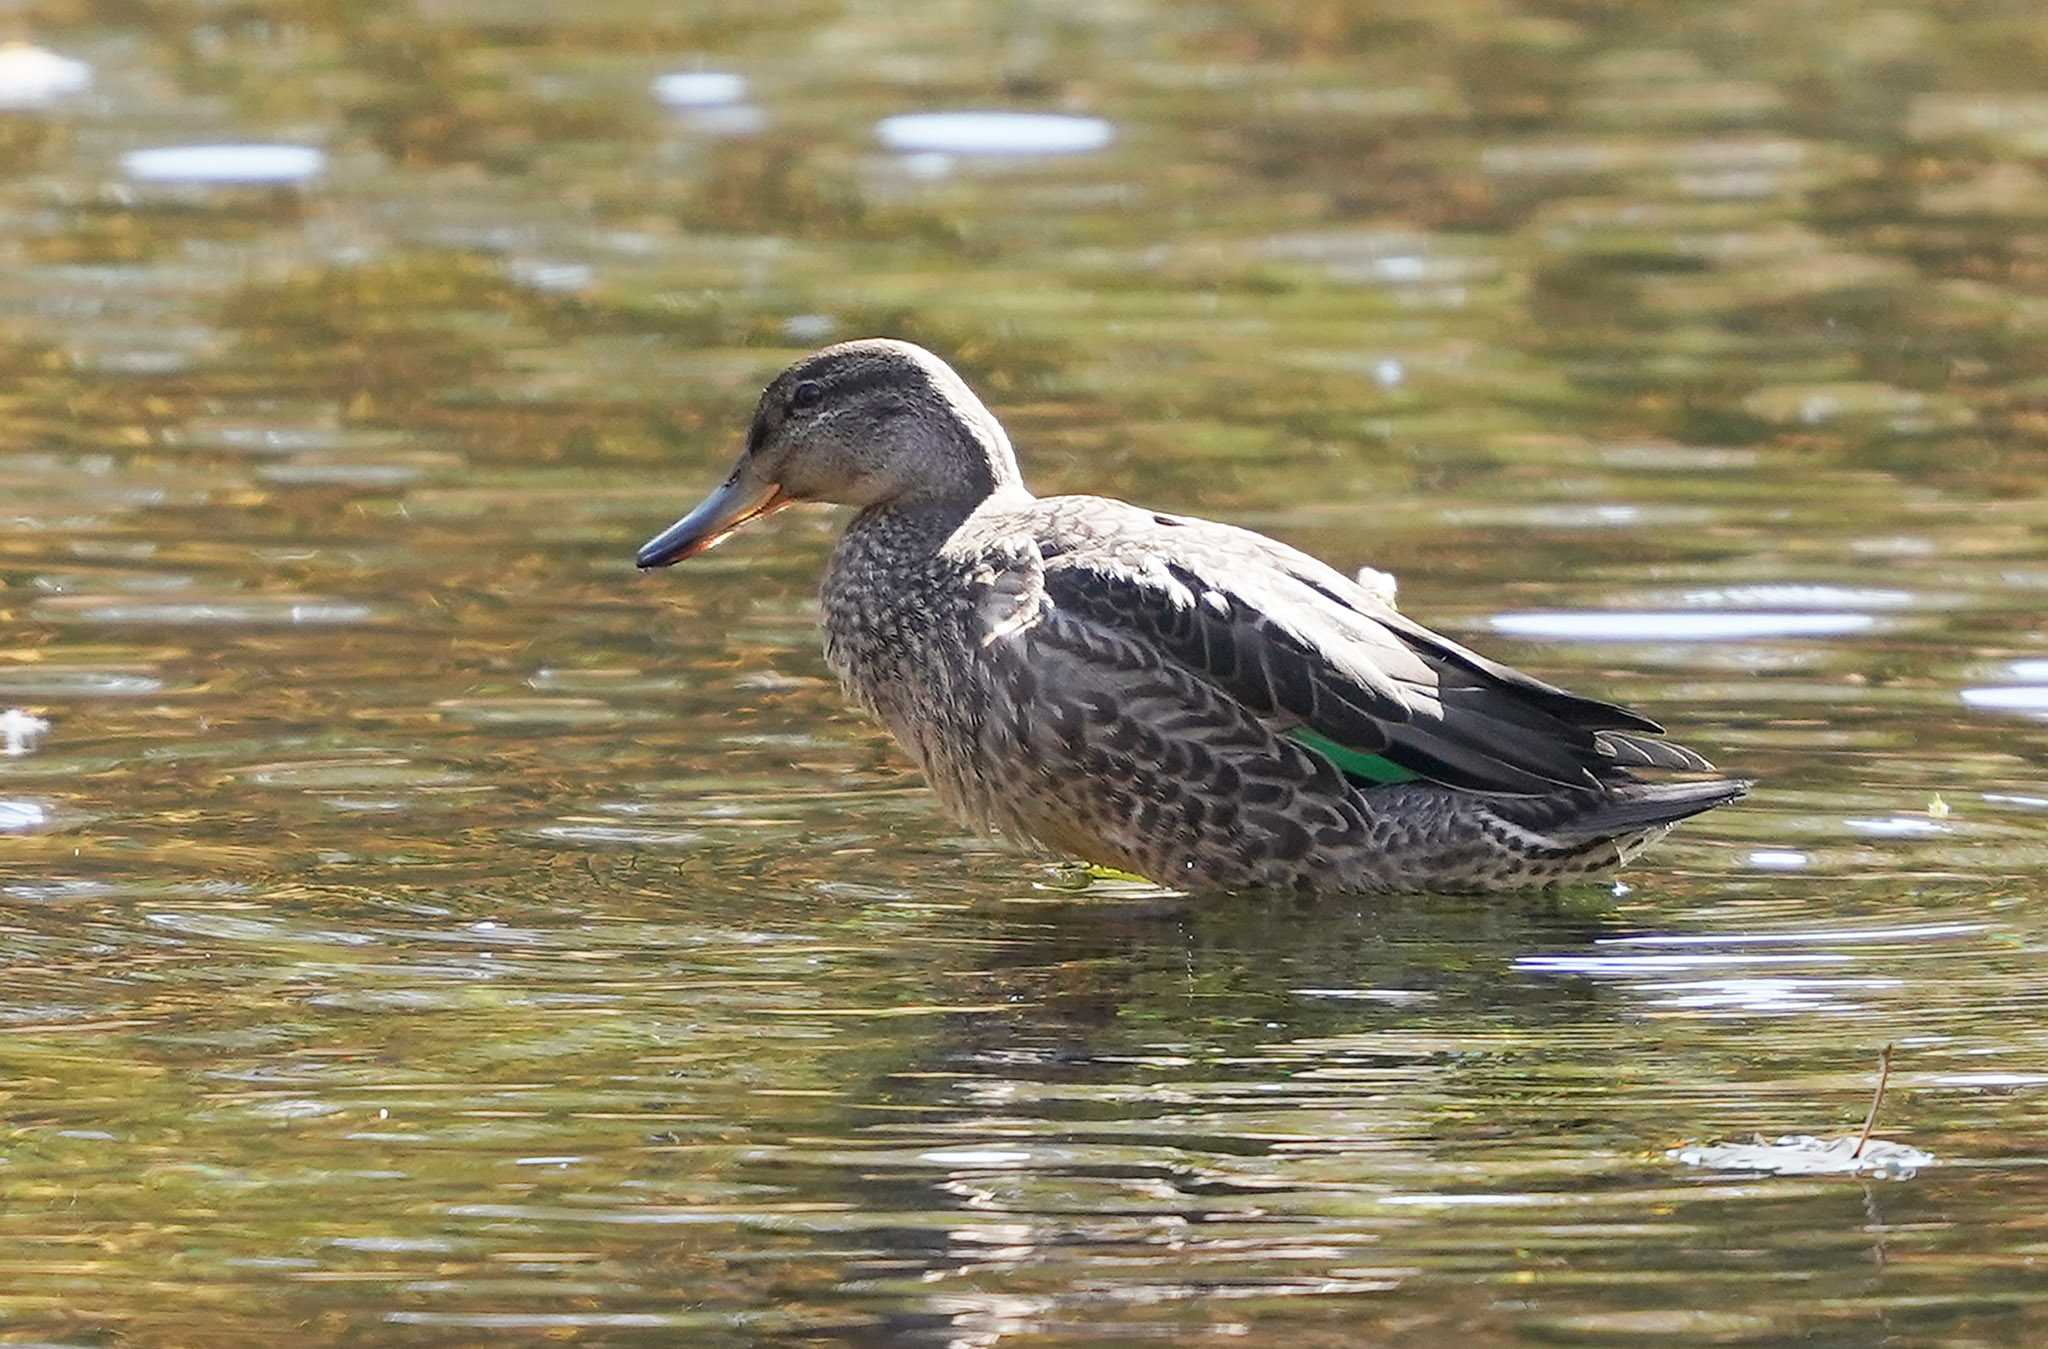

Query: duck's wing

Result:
[1023,499,1711,796]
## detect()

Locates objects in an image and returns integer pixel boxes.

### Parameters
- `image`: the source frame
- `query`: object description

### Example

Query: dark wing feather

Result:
[1028,499,1711,796]
[1596,730,1715,772]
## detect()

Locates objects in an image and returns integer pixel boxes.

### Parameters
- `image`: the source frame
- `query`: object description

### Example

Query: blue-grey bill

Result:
[635,479,788,568]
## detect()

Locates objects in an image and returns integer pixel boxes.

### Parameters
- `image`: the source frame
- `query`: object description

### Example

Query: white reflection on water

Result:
[1745,849,1810,870]
[1960,686,2048,713]
[386,1314,682,1330]
[1525,921,1987,1015]
[37,598,375,625]
[1672,1134,1933,1178]
[1,709,50,756]
[1961,658,2048,716]
[784,313,837,343]
[920,1148,1033,1167]
[1518,953,1852,974]
[1293,987,1437,1004]
[504,259,594,293]
[670,104,766,136]
[1669,583,1916,609]
[1647,976,1901,1013]
[121,144,326,185]
[0,668,163,697]
[876,111,1114,156]
[0,44,91,109]
[1926,1072,2048,1088]
[1843,816,1949,837]
[0,799,51,831]
[259,462,424,487]
[650,71,746,108]
[1489,611,1875,641]
[649,73,765,135]
[529,823,705,848]
[1606,922,1986,946]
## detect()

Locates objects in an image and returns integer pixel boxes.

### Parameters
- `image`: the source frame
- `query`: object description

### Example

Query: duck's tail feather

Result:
[1494,777,1752,846]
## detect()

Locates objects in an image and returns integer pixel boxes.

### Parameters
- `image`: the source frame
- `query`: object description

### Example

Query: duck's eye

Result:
[789,380,825,412]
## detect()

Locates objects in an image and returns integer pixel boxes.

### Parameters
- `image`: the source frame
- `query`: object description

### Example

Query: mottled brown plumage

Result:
[637,339,1747,892]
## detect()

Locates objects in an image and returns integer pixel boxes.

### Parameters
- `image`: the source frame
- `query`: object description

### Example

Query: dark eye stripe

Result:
[793,361,917,409]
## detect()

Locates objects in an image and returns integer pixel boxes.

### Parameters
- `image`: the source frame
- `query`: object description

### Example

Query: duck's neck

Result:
[922,399,1023,505]
[857,404,1030,541]
[850,478,1031,552]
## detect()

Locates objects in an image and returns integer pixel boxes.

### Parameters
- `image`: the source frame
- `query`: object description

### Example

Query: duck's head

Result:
[635,338,1020,568]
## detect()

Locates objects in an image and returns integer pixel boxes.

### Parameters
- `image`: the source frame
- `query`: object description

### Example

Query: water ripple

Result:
[1490,611,1877,641]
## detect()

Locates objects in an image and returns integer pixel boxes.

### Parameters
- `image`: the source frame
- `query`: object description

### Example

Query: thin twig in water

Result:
[1852,1043,1896,1159]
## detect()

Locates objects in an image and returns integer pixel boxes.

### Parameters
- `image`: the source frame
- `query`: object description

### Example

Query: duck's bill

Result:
[635,479,792,568]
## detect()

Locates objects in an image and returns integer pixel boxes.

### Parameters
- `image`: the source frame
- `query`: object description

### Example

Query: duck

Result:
[636,339,1747,893]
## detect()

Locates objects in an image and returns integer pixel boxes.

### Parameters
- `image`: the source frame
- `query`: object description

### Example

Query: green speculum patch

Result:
[1286,727,1422,785]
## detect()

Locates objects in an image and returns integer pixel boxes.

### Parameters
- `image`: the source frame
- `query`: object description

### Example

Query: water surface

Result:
[3,0,2048,1342]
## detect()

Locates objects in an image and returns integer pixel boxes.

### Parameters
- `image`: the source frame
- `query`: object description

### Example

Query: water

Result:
[2,0,2047,1342]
